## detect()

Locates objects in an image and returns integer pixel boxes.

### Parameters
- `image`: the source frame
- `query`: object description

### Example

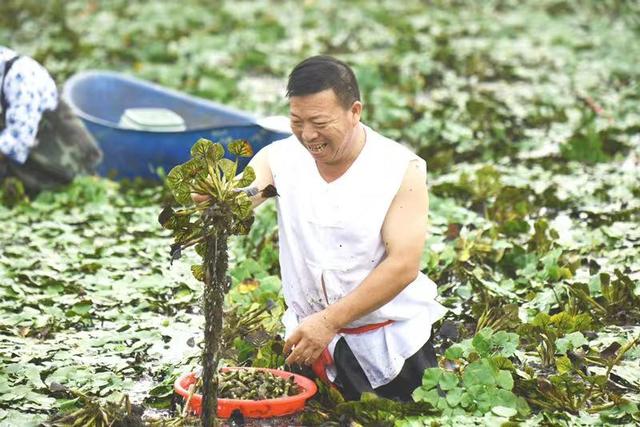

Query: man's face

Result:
[289,89,362,166]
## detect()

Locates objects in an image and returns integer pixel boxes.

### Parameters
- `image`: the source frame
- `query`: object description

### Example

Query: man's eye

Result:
[291,121,302,128]
[313,122,328,128]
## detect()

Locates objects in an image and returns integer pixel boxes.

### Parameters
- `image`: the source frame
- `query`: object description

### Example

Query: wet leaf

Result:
[191,264,204,282]
[218,158,237,181]
[491,405,517,418]
[238,166,256,188]
[421,368,442,390]
[208,143,225,163]
[191,137,214,159]
[555,355,573,374]
[158,206,175,227]
[228,140,254,157]
[439,371,459,391]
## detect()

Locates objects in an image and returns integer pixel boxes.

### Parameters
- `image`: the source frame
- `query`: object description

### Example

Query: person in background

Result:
[196,55,446,401]
[0,46,102,196]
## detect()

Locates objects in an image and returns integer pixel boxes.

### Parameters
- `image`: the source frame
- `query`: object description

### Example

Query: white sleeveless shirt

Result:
[266,124,447,388]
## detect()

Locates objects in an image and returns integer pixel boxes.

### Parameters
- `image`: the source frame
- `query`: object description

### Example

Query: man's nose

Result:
[302,124,318,142]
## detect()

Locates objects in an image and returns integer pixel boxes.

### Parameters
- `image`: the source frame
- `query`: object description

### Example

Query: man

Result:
[0,46,102,196]
[198,55,446,401]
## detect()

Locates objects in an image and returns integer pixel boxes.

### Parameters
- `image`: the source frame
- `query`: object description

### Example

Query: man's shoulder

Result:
[365,125,420,161]
[364,124,426,180]
[270,133,298,148]
[261,133,299,158]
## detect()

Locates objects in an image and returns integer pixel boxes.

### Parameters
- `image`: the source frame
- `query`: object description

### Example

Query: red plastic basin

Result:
[174,367,317,418]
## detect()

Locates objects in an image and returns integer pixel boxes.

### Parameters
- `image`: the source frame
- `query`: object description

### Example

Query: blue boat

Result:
[62,71,291,180]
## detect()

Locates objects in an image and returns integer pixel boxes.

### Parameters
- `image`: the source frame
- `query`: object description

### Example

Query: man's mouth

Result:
[306,143,328,153]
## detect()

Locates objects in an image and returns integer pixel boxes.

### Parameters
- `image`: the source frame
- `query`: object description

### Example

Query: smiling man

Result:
[200,55,446,400]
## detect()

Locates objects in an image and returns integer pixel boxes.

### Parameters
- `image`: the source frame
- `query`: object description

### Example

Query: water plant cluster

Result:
[1,0,639,425]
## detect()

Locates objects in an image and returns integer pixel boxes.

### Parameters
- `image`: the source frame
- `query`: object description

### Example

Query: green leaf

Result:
[24,366,45,389]
[445,387,464,406]
[158,206,175,227]
[412,386,440,405]
[492,330,519,357]
[491,405,517,418]
[516,396,531,416]
[24,391,56,408]
[172,285,193,304]
[459,391,472,409]
[70,301,92,316]
[439,371,459,391]
[420,368,442,390]
[463,360,496,387]
[472,328,493,357]
[238,166,256,188]
[228,140,254,157]
[328,385,345,405]
[445,345,464,360]
[556,332,588,354]
[174,186,193,206]
[166,165,185,191]
[208,143,225,162]
[359,392,379,402]
[495,369,514,390]
[195,242,206,258]
[182,158,205,179]
[532,312,551,328]
[436,397,449,411]
[164,213,190,231]
[219,158,237,180]
[166,166,193,205]
[191,264,204,282]
[560,119,609,164]
[555,355,573,374]
[232,216,255,235]
[191,138,214,158]
[493,388,518,409]
[231,192,253,220]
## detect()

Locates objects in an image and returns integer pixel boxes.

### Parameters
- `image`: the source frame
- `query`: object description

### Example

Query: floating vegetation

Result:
[1,0,639,426]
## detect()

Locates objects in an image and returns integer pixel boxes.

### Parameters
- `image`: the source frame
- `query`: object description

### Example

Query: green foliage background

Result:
[1,0,639,425]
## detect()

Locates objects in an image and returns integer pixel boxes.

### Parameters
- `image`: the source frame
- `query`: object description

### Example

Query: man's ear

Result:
[350,100,363,125]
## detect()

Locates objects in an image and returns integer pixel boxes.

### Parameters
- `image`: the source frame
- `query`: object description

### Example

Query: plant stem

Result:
[201,228,229,427]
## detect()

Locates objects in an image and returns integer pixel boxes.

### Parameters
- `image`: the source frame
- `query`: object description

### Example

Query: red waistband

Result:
[312,319,395,385]
[338,319,395,334]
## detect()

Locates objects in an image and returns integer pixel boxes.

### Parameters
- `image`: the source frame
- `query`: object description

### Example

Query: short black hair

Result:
[286,55,360,109]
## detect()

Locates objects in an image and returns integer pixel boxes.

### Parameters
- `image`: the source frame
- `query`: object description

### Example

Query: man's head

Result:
[287,55,360,109]
[286,55,364,166]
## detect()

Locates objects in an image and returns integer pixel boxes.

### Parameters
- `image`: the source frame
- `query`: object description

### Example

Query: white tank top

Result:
[266,124,447,387]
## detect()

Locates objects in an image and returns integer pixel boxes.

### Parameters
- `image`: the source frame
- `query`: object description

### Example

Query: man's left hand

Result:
[284,310,339,366]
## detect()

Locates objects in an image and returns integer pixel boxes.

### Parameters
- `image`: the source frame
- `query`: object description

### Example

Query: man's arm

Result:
[191,146,274,208]
[284,159,429,365]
